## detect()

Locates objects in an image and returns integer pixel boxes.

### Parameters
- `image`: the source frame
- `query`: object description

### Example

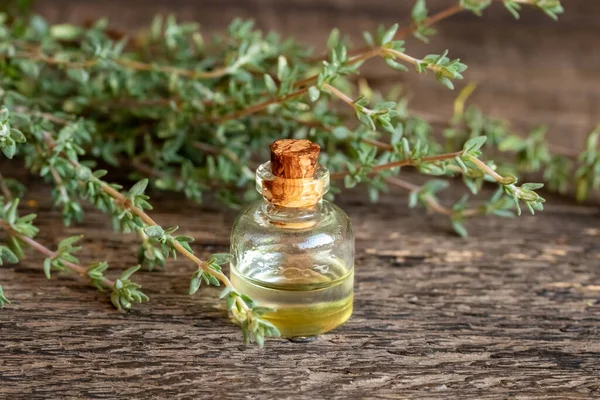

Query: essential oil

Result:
[229,139,354,337]
[231,255,353,337]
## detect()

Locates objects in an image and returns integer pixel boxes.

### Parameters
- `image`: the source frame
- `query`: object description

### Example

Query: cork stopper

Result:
[261,139,324,208]
[269,139,320,179]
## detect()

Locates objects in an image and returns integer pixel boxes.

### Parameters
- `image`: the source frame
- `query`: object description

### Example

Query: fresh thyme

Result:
[1,0,596,347]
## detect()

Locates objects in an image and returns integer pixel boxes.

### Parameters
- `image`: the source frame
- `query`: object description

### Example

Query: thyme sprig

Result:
[0,197,148,310]
[1,0,594,347]
[54,132,278,344]
[0,116,277,344]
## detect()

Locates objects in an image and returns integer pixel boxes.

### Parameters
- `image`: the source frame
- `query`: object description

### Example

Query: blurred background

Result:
[33,0,599,153]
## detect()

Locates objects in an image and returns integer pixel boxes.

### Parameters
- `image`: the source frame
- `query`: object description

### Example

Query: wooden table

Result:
[1,181,599,399]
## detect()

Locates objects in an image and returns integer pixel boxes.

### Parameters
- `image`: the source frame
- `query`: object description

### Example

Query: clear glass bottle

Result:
[230,140,354,337]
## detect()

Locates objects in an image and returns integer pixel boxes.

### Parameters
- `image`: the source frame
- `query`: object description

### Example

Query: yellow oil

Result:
[231,260,354,337]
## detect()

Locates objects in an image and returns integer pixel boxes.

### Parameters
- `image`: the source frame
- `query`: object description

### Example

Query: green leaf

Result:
[493,209,515,218]
[255,331,264,347]
[498,135,526,152]
[120,264,141,280]
[504,0,521,19]
[2,140,16,159]
[10,129,26,143]
[460,0,492,15]
[463,176,479,195]
[344,174,357,189]
[129,179,149,197]
[175,235,194,243]
[0,284,10,307]
[66,69,89,84]
[50,24,82,40]
[164,226,180,235]
[143,225,165,239]
[7,236,23,259]
[363,31,374,47]
[332,126,349,140]
[308,86,320,102]
[0,106,9,123]
[252,306,276,315]
[384,58,408,72]
[0,247,18,264]
[241,320,250,344]
[276,56,289,81]
[510,193,522,216]
[119,296,132,310]
[499,174,517,185]
[240,293,256,308]
[451,220,468,238]
[110,291,121,310]
[208,264,223,273]
[402,138,411,157]
[219,287,233,299]
[357,112,376,131]
[438,76,454,90]
[463,136,487,153]
[92,170,108,179]
[381,23,399,45]
[521,183,544,191]
[327,28,340,49]
[263,74,277,95]
[422,179,450,194]
[207,275,220,286]
[58,235,83,249]
[43,258,52,279]
[76,166,92,181]
[260,319,281,337]
[87,261,109,277]
[455,156,468,173]
[207,253,232,265]
[412,0,428,22]
[189,274,202,295]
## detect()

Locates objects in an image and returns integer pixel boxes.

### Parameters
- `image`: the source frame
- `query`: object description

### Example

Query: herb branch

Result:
[1,0,592,347]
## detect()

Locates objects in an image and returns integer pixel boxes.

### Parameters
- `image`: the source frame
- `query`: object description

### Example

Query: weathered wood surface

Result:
[1,179,599,399]
[34,0,600,152]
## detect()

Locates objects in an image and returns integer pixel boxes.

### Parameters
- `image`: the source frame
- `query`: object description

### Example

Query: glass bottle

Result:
[230,139,354,337]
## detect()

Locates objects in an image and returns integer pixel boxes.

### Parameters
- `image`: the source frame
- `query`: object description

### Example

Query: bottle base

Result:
[263,296,353,337]
[230,298,353,338]
[230,265,354,338]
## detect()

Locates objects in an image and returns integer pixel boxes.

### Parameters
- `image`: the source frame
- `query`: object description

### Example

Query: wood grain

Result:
[33,0,600,153]
[1,178,599,399]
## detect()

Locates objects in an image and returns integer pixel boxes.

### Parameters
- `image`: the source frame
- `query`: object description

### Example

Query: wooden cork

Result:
[263,139,323,209]
[269,139,320,179]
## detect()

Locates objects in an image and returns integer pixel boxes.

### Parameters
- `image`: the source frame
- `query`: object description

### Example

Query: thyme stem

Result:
[41,134,251,313]
[14,50,231,80]
[199,87,309,124]
[467,155,505,182]
[386,176,479,217]
[14,106,70,126]
[49,165,70,204]
[313,3,462,62]
[330,151,463,179]
[0,219,115,287]
[323,83,356,109]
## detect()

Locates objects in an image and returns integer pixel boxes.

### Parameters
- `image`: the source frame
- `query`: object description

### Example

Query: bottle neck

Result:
[260,201,325,230]
[255,161,330,209]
